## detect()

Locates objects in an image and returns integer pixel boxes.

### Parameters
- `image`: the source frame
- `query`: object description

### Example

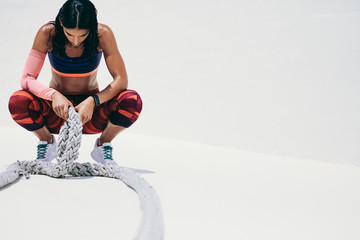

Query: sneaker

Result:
[36,135,56,162]
[91,138,117,165]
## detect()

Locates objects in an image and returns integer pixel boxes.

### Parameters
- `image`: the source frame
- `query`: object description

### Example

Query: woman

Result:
[8,0,142,165]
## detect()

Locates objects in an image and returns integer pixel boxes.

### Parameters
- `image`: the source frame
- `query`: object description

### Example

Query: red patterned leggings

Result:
[8,89,142,134]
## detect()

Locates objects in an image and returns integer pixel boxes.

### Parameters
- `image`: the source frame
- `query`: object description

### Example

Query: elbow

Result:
[117,76,128,90]
[123,78,128,89]
[20,75,29,90]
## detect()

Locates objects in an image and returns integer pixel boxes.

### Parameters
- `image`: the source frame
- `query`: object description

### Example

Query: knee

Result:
[116,89,143,114]
[8,90,36,114]
[109,89,143,128]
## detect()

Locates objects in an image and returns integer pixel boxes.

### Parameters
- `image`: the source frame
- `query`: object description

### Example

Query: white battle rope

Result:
[0,107,163,240]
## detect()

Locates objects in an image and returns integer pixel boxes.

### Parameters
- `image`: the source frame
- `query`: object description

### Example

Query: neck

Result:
[67,42,84,49]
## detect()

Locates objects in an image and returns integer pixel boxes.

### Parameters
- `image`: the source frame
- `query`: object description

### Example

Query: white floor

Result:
[1,126,360,240]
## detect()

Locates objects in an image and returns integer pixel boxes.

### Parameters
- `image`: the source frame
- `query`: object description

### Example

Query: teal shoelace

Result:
[37,144,48,159]
[102,145,113,160]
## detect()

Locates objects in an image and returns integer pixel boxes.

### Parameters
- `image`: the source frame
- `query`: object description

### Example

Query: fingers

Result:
[81,116,91,124]
[63,105,69,120]
[51,93,73,120]
[74,106,89,124]
[79,113,90,124]
[53,106,66,120]
[54,104,71,120]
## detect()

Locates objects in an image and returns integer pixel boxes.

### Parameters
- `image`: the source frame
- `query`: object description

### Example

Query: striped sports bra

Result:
[48,51,102,77]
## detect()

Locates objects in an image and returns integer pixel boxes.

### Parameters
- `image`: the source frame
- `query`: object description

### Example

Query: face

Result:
[62,27,90,47]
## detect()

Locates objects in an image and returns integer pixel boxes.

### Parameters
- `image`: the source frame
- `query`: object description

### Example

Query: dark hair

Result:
[52,0,99,61]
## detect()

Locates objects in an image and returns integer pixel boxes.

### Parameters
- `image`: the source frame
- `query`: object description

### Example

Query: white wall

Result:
[1,0,359,163]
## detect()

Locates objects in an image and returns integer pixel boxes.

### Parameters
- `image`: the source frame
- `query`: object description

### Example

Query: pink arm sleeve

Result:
[21,49,57,100]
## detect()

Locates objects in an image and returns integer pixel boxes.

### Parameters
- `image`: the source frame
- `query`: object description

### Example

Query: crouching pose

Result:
[8,0,142,165]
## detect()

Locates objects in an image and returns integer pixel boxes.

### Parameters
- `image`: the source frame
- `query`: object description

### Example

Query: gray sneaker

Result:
[91,138,117,165]
[36,135,56,162]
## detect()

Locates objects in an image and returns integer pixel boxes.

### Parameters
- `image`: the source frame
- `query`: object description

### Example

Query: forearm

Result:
[95,76,128,104]
[26,79,57,100]
[21,49,58,100]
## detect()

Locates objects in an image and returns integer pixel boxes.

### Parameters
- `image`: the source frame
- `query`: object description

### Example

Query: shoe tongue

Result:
[102,143,112,147]
[38,141,48,145]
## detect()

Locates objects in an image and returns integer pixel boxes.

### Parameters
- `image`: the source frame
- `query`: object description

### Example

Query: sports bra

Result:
[48,50,102,77]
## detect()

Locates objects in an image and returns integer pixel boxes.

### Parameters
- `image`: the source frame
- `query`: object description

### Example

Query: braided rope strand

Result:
[0,107,163,240]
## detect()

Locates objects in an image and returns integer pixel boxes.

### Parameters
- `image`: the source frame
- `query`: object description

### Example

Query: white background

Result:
[1,1,360,240]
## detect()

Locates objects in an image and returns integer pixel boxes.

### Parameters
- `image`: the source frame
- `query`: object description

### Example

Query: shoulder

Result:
[39,23,55,35]
[97,23,119,53]
[98,23,119,45]
[98,23,114,38]
[32,23,55,53]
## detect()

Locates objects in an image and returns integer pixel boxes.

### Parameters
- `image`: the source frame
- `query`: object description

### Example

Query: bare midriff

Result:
[49,71,99,94]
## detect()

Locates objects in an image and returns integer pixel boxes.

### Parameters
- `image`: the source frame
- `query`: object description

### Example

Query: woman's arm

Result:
[32,24,52,53]
[24,24,73,120]
[96,24,128,104]
[75,24,129,124]
[21,24,57,100]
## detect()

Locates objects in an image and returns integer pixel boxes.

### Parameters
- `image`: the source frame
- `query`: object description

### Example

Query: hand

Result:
[51,92,73,120]
[74,96,95,124]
